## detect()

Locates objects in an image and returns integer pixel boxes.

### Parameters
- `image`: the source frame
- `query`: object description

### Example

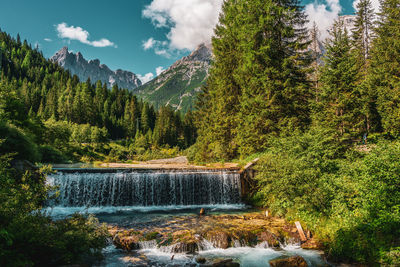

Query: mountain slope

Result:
[134,43,212,113]
[51,47,141,90]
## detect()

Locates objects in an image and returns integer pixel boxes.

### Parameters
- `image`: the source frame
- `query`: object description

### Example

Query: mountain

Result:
[134,43,212,113]
[51,47,141,90]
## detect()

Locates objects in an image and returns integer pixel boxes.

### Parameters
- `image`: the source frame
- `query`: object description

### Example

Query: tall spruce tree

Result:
[352,0,381,133]
[369,0,400,135]
[234,0,312,156]
[194,0,243,160]
[318,20,362,140]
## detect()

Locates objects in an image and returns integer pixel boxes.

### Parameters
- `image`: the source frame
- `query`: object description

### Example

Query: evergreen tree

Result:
[369,0,400,135]
[352,0,380,133]
[318,20,362,140]
[310,21,322,101]
[194,0,243,160]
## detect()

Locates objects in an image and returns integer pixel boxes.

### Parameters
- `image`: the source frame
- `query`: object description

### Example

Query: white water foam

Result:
[43,204,248,218]
[133,245,326,267]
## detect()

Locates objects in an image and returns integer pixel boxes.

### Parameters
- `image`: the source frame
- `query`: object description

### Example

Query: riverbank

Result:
[51,156,240,170]
[106,210,326,266]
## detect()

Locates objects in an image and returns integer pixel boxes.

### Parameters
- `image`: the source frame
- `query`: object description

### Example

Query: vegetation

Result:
[0,29,196,164]
[193,0,400,264]
[1,0,400,264]
[0,153,108,266]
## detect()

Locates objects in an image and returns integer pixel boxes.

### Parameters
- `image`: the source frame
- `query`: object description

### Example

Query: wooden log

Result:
[295,221,307,242]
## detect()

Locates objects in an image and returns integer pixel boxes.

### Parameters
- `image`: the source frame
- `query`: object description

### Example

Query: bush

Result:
[39,145,65,163]
[0,123,40,162]
[0,154,108,266]
[253,127,400,264]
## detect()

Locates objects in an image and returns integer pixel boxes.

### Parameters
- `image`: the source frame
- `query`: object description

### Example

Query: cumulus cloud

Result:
[143,37,156,50]
[56,22,116,48]
[142,0,224,51]
[305,0,342,40]
[138,66,166,84]
[137,72,154,84]
[156,66,165,76]
[353,0,380,13]
[44,38,52,42]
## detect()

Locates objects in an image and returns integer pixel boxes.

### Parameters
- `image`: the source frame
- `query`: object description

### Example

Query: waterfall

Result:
[47,169,242,207]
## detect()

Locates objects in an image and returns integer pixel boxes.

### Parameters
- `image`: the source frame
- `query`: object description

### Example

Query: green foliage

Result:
[195,0,312,160]
[0,154,108,266]
[0,123,40,162]
[316,20,363,141]
[253,131,400,264]
[369,0,400,135]
[0,29,197,163]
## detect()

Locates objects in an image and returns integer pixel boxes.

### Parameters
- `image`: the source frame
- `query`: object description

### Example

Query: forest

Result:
[191,0,400,264]
[1,0,400,265]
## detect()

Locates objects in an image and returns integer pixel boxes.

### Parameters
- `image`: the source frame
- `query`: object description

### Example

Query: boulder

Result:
[113,233,140,250]
[257,231,280,248]
[169,241,198,254]
[269,256,308,267]
[206,231,230,249]
[301,238,323,250]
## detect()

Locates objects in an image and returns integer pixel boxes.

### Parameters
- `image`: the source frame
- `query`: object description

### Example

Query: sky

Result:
[0,0,378,83]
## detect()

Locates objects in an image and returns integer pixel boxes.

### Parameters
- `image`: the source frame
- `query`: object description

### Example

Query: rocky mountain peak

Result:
[51,47,141,90]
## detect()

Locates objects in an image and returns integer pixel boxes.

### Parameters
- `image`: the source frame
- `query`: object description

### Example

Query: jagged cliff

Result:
[134,43,212,113]
[51,47,141,90]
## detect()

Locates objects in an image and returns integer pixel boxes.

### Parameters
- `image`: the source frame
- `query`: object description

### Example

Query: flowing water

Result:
[46,168,327,266]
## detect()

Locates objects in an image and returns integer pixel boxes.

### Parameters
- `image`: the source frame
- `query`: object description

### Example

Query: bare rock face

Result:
[134,43,212,113]
[51,47,141,90]
[269,256,308,267]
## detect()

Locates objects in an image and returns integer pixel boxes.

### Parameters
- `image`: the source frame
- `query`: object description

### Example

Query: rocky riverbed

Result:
[107,211,326,266]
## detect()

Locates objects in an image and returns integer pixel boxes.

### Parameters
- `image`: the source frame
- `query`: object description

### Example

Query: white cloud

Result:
[138,73,154,84]
[155,49,170,57]
[44,38,52,42]
[156,66,165,76]
[138,66,166,84]
[56,22,116,48]
[305,0,342,40]
[142,0,224,51]
[353,0,380,14]
[143,37,156,50]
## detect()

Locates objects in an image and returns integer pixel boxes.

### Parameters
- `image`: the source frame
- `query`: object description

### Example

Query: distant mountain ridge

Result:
[134,43,212,113]
[51,47,142,90]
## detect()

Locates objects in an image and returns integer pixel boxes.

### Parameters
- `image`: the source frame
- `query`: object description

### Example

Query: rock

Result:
[212,258,240,267]
[169,241,198,254]
[51,47,141,90]
[113,233,140,250]
[257,231,280,248]
[269,256,308,267]
[196,256,207,264]
[301,238,323,250]
[200,208,206,215]
[134,43,212,112]
[206,230,230,249]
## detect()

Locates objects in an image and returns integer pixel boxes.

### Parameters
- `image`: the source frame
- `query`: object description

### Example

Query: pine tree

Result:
[310,21,322,100]
[369,0,400,135]
[352,0,380,133]
[318,20,362,140]
[235,0,312,156]
[194,0,243,160]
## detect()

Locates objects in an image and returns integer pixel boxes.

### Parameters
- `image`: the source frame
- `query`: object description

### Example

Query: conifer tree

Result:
[235,0,312,156]
[369,0,400,135]
[352,0,380,133]
[195,0,243,160]
[318,20,362,140]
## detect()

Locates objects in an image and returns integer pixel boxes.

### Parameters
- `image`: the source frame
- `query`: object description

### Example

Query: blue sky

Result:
[0,0,358,82]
